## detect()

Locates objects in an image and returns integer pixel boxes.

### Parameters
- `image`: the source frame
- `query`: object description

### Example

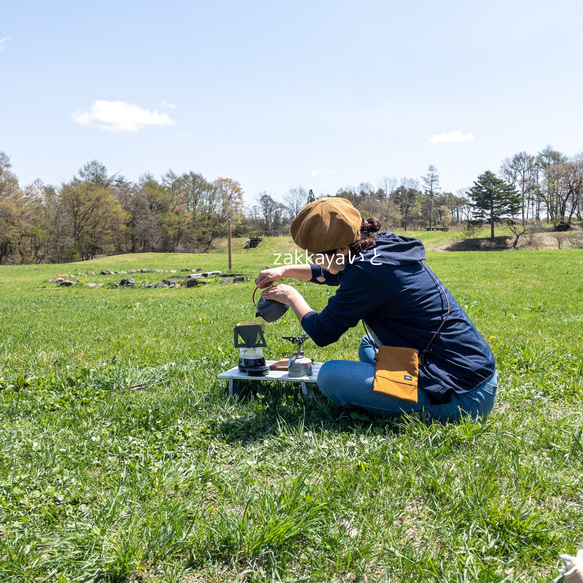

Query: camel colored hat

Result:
[291,197,362,254]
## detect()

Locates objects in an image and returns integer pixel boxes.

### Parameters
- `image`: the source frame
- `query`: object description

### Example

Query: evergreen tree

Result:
[421,165,440,229]
[467,171,521,240]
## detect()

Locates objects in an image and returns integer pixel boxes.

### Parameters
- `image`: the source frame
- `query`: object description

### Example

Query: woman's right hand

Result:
[255,266,286,289]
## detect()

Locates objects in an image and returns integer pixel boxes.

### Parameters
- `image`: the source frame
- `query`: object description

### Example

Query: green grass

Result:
[0,248,582,582]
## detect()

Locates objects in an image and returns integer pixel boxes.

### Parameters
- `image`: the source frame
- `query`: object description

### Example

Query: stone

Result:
[100,269,113,275]
[84,283,97,288]
[154,269,164,273]
[59,280,75,286]
[141,268,149,273]
[186,278,207,287]
[128,270,137,274]
[233,276,245,283]
[162,278,176,285]
[220,278,233,284]
[195,268,204,272]
[88,271,96,276]
[119,278,135,287]
[181,268,190,272]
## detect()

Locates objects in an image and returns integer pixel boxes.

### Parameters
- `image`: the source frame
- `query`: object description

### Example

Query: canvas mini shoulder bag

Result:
[367,263,450,403]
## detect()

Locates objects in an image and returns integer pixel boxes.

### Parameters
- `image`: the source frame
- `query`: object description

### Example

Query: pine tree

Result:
[421,165,440,229]
[467,171,521,240]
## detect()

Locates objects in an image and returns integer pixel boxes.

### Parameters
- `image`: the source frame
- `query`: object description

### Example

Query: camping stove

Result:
[283,335,313,378]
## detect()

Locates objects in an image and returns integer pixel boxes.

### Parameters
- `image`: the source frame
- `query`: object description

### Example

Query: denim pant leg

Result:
[427,371,498,422]
[317,336,498,421]
[318,336,427,417]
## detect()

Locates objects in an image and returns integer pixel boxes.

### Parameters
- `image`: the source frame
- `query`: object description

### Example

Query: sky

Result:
[1,0,583,207]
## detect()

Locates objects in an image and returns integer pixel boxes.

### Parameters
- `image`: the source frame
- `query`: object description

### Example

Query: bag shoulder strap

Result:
[419,262,450,363]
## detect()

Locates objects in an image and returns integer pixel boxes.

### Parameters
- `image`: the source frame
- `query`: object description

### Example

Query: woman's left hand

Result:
[260,284,300,305]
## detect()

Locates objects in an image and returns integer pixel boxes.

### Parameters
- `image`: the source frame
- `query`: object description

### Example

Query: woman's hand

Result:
[261,283,314,322]
[260,283,299,305]
[255,266,286,289]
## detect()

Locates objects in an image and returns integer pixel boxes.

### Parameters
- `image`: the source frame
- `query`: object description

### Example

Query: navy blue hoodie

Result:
[301,232,496,401]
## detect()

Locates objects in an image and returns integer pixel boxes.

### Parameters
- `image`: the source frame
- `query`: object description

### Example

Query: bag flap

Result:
[374,345,419,385]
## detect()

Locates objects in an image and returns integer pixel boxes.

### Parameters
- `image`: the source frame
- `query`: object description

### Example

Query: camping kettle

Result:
[253,287,290,323]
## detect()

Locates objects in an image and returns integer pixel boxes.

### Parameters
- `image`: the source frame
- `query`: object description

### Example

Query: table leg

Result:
[228,378,241,396]
[301,382,314,398]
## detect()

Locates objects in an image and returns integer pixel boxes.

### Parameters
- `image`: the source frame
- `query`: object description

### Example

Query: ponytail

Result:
[349,217,381,254]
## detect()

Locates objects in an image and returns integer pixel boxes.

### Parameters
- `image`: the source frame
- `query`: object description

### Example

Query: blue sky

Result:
[1,0,582,206]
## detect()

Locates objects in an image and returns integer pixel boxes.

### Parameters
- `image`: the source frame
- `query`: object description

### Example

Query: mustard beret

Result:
[291,197,362,254]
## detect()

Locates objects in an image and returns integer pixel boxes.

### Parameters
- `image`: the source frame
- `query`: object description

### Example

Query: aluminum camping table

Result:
[217,361,322,397]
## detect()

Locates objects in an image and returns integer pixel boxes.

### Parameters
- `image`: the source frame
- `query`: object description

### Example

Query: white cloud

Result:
[428,131,475,144]
[0,37,11,51]
[311,169,338,176]
[161,99,177,109]
[71,100,175,133]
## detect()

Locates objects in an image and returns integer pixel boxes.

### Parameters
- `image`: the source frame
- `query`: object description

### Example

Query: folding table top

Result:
[217,361,322,384]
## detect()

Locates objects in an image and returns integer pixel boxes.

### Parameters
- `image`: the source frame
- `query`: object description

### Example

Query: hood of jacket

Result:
[351,231,426,266]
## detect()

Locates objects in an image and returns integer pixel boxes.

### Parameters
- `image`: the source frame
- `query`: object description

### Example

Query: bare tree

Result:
[379,176,398,200]
[500,151,538,224]
[283,186,308,220]
[535,146,568,228]
[562,153,583,224]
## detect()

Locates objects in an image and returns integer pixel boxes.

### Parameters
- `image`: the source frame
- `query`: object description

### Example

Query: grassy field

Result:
[0,244,582,582]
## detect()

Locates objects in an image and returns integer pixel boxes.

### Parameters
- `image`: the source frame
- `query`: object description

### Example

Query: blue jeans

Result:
[317,336,497,422]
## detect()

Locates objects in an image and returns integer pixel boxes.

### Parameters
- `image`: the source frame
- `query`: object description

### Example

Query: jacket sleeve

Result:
[301,265,390,346]
[309,263,341,286]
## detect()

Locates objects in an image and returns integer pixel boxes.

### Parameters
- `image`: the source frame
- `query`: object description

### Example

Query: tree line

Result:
[0,145,581,264]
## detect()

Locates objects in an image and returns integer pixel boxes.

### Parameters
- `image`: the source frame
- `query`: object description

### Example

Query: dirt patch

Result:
[444,236,511,252]
[437,230,583,252]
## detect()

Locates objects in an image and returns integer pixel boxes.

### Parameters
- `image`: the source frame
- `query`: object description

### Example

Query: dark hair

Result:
[320,217,381,256]
[349,217,381,254]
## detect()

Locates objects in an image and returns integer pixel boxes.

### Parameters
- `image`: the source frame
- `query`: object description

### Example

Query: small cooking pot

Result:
[253,287,290,323]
